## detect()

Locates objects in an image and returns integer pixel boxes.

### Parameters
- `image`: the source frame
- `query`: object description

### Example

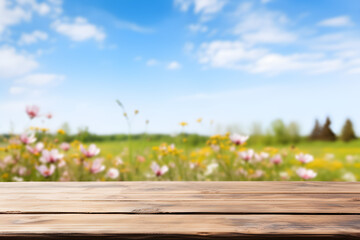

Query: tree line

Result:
[310,117,356,142]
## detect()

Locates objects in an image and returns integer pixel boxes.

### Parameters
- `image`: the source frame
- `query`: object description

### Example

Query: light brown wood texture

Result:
[0,182,359,239]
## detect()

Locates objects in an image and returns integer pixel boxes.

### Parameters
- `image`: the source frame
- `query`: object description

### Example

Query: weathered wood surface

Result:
[0,182,359,239]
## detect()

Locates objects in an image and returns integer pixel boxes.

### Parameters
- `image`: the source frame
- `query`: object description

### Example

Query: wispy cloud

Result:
[232,2,296,44]
[52,17,106,42]
[167,61,182,70]
[18,30,48,45]
[115,20,153,33]
[188,23,208,33]
[189,2,360,75]
[15,73,65,86]
[174,0,227,21]
[318,16,353,27]
[146,59,159,66]
[9,86,26,95]
[0,46,38,78]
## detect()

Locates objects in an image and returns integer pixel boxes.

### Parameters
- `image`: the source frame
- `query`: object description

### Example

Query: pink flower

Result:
[296,153,314,164]
[106,168,119,179]
[251,170,264,179]
[40,149,63,163]
[230,134,249,145]
[296,168,317,180]
[46,113,52,119]
[18,166,27,176]
[26,105,40,119]
[36,165,56,177]
[210,145,220,152]
[136,155,146,163]
[27,142,44,155]
[80,144,100,158]
[60,142,70,151]
[238,149,254,162]
[151,162,169,177]
[270,154,282,165]
[20,132,36,145]
[90,158,105,174]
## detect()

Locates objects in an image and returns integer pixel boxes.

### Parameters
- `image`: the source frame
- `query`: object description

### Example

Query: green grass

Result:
[94,138,360,159]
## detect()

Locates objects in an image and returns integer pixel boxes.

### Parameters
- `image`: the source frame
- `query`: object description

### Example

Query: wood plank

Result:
[1,181,360,193]
[0,198,358,214]
[0,214,358,239]
[0,182,358,214]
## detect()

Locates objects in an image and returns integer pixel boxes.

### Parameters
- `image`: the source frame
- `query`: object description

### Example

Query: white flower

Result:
[151,162,169,177]
[12,176,24,182]
[296,153,314,164]
[238,149,254,162]
[80,144,100,158]
[20,132,36,145]
[230,134,249,145]
[106,168,120,179]
[90,158,105,174]
[40,149,63,163]
[205,163,219,176]
[296,168,317,180]
[36,165,56,177]
[342,172,357,182]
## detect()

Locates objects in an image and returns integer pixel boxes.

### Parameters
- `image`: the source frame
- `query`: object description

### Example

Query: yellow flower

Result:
[1,173,8,179]
[134,110,139,115]
[57,129,65,135]
[179,122,188,127]
[196,118,202,123]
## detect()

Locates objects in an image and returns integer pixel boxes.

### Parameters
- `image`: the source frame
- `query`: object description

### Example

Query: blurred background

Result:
[0,0,360,137]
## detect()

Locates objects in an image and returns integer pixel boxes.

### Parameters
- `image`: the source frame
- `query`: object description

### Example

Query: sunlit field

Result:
[0,105,359,182]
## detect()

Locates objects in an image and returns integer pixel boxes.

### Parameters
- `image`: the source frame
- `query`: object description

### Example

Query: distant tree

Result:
[309,119,322,140]
[271,119,289,144]
[341,119,357,142]
[287,121,301,143]
[60,122,71,135]
[320,117,336,141]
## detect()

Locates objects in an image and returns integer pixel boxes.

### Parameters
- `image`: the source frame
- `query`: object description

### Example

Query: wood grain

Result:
[0,214,359,239]
[0,182,359,239]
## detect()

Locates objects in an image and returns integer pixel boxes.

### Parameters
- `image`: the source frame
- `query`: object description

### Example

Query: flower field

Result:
[0,105,359,182]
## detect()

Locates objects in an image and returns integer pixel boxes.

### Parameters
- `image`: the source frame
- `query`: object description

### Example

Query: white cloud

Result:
[198,41,266,69]
[52,17,105,42]
[0,0,60,35]
[174,0,226,18]
[188,23,208,33]
[0,0,31,34]
[348,67,360,74]
[233,5,296,44]
[15,73,65,86]
[18,30,48,45]
[146,59,158,66]
[9,86,26,95]
[318,16,353,27]
[17,0,51,15]
[261,0,272,3]
[196,40,356,75]
[167,61,182,70]
[0,46,38,78]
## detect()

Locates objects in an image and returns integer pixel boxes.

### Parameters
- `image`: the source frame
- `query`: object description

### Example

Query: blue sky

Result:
[1,0,360,135]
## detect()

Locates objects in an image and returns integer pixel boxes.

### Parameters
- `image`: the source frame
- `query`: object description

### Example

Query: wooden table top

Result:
[0,181,359,239]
